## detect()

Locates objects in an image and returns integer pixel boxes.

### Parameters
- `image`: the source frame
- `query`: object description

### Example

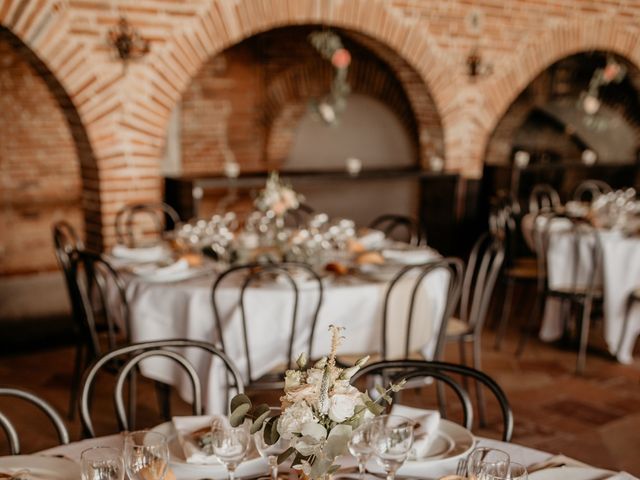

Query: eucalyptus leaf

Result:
[230,394,251,413]
[250,404,272,434]
[327,465,341,475]
[264,416,281,445]
[375,385,386,395]
[277,447,296,464]
[229,402,251,427]
[365,400,385,416]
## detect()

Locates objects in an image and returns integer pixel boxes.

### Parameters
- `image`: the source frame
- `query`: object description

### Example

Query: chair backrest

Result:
[528,184,561,215]
[381,258,464,361]
[79,339,244,437]
[211,262,324,383]
[350,359,514,442]
[533,213,603,295]
[0,387,70,454]
[369,214,424,246]
[115,202,181,247]
[460,233,505,334]
[573,180,612,202]
[52,221,84,282]
[68,250,130,359]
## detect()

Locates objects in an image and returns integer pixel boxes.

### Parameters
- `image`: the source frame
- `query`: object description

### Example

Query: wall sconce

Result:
[467,47,492,79]
[109,17,150,63]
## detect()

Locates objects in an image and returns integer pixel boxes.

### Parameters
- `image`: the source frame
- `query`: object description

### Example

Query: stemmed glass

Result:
[211,423,251,480]
[123,431,169,480]
[369,415,415,480]
[348,421,374,479]
[254,408,290,480]
[480,461,528,480]
[466,448,510,480]
[81,446,124,480]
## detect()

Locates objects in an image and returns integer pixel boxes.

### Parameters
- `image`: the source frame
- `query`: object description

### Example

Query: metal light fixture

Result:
[467,47,492,79]
[108,17,150,63]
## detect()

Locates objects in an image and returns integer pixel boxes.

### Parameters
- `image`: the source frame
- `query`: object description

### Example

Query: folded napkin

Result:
[390,404,440,460]
[132,259,189,279]
[172,415,226,464]
[357,229,386,250]
[382,248,435,265]
[0,470,45,479]
[112,244,167,263]
[606,472,639,480]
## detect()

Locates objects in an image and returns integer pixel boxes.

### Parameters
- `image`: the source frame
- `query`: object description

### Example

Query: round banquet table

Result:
[114,248,450,413]
[521,213,640,364]
[39,433,552,480]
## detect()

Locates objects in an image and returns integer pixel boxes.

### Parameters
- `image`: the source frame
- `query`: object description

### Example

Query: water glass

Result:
[370,415,415,480]
[481,461,528,480]
[254,408,289,480]
[466,448,510,480]
[211,424,251,480]
[348,421,374,479]
[81,446,124,480]
[123,430,169,480]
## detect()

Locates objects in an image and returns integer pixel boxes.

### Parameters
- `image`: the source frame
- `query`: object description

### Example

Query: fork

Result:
[455,457,467,477]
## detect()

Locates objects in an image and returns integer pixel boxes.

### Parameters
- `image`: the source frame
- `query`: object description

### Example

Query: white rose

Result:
[332,379,359,397]
[277,402,316,440]
[284,370,303,389]
[328,394,357,423]
[305,368,324,386]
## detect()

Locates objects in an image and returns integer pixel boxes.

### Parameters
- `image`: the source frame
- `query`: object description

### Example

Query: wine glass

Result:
[254,408,290,480]
[466,448,510,480]
[123,430,169,480]
[211,423,251,480]
[81,446,124,480]
[348,421,374,479]
[370,415,415,480]
[480,461,528,480]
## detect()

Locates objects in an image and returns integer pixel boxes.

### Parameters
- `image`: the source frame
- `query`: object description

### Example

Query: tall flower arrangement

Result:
[229,326,405,480]
[254,172,302,217]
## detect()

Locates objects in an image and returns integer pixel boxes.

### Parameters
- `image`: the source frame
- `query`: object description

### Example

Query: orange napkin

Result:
[139,464,176,480]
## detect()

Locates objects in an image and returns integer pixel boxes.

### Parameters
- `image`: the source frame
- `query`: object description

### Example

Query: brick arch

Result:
[262,57,421,168]
[0,1,104,249]
[140,0,450,168]
[485,19,640,134]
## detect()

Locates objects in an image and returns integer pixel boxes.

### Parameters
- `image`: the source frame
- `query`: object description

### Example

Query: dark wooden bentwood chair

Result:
[114,202,181,247]
[64,250,131,419]
[445,233,504,424]
[79,340,244,438]
[518,214,603,374]
[573,180,612,203]
[369,214,425,246]
[528,183,561,215]
[0,387,70,454]
[350,360,514,442]
[212,262,324,390]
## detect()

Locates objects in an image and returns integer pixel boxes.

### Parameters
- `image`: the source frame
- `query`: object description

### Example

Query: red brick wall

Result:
[0,0,640,259]
[0,36,83,274]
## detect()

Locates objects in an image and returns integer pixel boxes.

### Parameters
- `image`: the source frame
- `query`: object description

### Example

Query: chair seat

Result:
[505,258,538,279]
[548,286,603,299]
[445,317,473,338]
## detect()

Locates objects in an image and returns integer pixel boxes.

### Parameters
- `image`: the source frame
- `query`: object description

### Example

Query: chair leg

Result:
[68,342,84,420]
[155,381,172,421]
[458,339,470,392]
[617,296,635,357]
[127,370,138,430]
[516,287,544,356]
[576,297,593,375]
[494,278,516,350]
[436,380,447,420]
[472,339,487,427]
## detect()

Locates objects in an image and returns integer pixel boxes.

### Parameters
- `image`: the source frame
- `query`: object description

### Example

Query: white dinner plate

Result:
[366,419,475,476]
[0,455,81,479]
[529,466,614,480]
[150,421,268,480]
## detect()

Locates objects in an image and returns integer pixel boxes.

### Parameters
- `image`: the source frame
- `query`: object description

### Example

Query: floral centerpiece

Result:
[229,326,405,480]
[254,172,303,217]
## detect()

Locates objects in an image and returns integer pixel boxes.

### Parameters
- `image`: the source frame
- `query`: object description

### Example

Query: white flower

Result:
[285,383,317,404]
[328,394,358,423]
[305,368,324,387]
[294,422,327,456]
[278,402,316,440]
[284,370,303,389]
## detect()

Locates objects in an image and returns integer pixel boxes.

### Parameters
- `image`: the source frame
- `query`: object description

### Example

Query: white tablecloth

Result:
[40,433,551,480]
[120,258,449,413]
[533,217,640,363]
